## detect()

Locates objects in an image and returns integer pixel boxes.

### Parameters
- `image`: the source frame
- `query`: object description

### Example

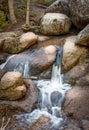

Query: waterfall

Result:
[24,46,72,129]
[36,46,71,114]
[10,46,72,130]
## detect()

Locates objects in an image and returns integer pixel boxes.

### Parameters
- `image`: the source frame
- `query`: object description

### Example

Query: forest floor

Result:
[4,0,47,33]
[3,0,79,35]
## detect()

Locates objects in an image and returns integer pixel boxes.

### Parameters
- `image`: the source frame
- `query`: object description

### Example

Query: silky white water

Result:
[0,47,72,129]
[14,46,72,130]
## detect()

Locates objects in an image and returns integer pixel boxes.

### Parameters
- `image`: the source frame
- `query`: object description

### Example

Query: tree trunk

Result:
[26,0,30,26]
[8,0,17,24]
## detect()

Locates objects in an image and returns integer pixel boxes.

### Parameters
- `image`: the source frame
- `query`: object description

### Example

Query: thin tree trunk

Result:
[26,0,30,26]
[8,0,17,24]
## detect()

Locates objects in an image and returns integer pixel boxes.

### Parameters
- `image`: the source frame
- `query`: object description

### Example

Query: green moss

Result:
[0,10,8,32]
[34,28,40,34]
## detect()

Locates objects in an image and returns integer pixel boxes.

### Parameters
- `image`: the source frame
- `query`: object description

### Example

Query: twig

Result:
[0,117,11,130]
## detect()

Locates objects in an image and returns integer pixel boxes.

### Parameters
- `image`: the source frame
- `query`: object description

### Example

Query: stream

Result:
[0,46,72,130]
[13,46,71,130]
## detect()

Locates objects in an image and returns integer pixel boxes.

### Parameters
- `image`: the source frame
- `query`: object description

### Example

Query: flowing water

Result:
[13,46,72,130]
[0,46,72,129]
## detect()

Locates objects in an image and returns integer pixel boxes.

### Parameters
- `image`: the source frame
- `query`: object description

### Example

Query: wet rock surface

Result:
[2,45,57,77]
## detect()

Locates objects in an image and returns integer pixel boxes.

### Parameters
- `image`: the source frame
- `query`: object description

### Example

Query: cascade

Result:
[14,46,72,130]
[36,46,71,116]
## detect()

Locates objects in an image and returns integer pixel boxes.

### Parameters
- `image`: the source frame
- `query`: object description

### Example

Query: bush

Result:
[0,10,8,32]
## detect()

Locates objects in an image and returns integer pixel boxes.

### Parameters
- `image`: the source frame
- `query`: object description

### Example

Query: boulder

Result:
[19,32,38,49]
[0,72,27,100]
[0,32,19,53]
[76,74,89,87]
[76,24,89,46]
[64,64,88,85]
[63,86,89,119]
[0,32,38,54]
[41,13,71,35]
[0,79,39,112]
[62,36,87,72]
[68,0,89,29]
[46,0,89,29]
[0,72,24,89]
[3,45,57,77]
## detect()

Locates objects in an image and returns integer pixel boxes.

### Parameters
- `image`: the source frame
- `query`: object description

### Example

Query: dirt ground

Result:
[4,0,47,32]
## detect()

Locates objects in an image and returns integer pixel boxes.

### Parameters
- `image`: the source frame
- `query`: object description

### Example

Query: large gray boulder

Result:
[46,0,89,29]
[41,13,71,35]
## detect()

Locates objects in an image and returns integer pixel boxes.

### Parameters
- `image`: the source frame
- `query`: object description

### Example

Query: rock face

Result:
[46,0,89,29]
[81,120,89,130]
[0,72,27,100]
[64,120,81,130]
[0,52,9,64]
[0,69,6,80]
[64,64,88,85]
[62,36,87,72]
[0,79,39,112]
[76,24,89,46]
[0,32,38,54]
[41,13,71,35]
[3,45,57,77]
[76,74,89,87]
[63,48,89,120]
[63,86,89,119]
